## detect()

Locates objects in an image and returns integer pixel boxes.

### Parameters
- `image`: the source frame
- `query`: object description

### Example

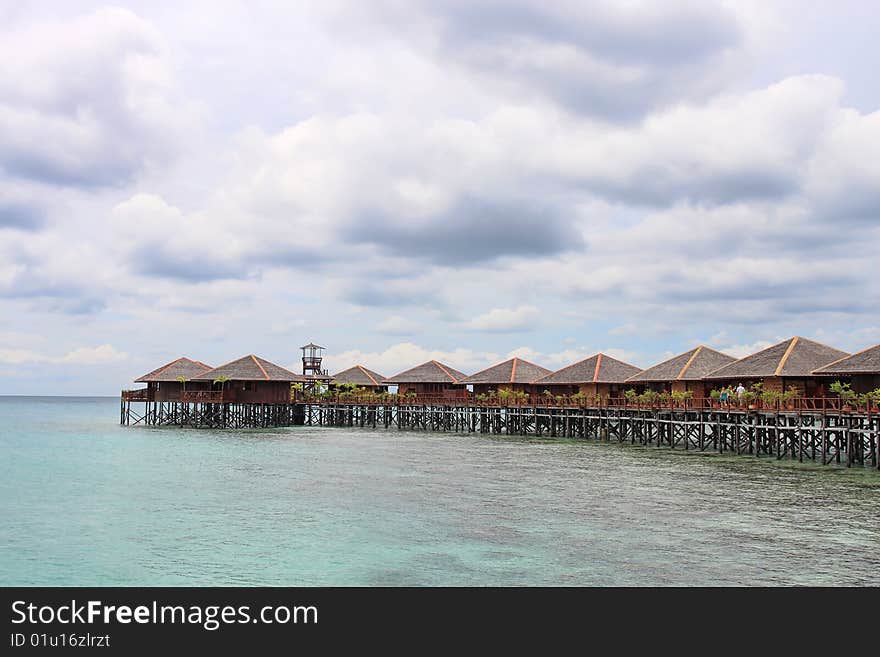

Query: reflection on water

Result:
[1,397,878,586]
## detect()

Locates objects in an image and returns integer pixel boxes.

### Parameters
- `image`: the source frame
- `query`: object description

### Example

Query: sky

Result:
[1,0,879,395]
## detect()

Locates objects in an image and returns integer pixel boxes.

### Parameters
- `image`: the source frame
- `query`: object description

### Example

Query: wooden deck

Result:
[301,401,880,469]
[118,391,880,468]
[121,389,153,402]
[300,394,876,414]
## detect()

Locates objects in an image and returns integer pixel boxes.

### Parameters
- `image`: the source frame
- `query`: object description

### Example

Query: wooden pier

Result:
[302,401,880,469]
[119,393,880,469]
[120,398,304,429]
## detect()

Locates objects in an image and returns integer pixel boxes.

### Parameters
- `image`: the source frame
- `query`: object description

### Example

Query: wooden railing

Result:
[122,388,876,413]
[121,389,152,402]
[180,390,233,403]
[297,393,877,413]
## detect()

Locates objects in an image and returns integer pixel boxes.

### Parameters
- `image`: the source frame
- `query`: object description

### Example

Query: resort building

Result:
[132,357,213,401]
[704,337,849,396]
[459,357,551,396]
[812,343,880,393]
[533,353,642,398]
[189,354,306,404]
[625,346,735,399]
[331,365,389,392]
[383,360,469,400]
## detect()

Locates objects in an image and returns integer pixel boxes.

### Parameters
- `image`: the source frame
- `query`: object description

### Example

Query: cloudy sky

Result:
[2,1,879,394]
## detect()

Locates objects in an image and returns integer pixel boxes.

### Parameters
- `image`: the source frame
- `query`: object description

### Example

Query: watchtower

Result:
[301,342,327,377]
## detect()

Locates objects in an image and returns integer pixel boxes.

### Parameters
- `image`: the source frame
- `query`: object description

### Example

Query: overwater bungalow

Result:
[383,360,469,400]
[812,343,880,393]
[625,346,735,399]
[331,365,388,392]
[459,357,551,397]
[704,336,848,397]
[188,354,307,403]
[126,357,213,402]
[532,353,641,398]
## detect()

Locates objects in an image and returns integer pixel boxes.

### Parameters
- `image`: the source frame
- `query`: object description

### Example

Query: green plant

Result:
[709,389,722,400]
[761,390,782,406]
[570,392,587,406]
[624,389,638,402]
[671,390,693,405]
[782,389,798,405]
[213,375,229,385]
[830,380,857,404]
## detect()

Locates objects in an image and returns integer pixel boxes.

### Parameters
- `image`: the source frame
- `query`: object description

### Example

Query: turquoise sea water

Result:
[1,396,878,586]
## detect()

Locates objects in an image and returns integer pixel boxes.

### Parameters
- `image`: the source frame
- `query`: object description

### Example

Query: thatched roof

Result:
[191,355,307,382]
[459,358,551,385]
[626,346,735,383]
[813,343,880,375]
[705,337,848,380]
[332,365,387,386]
[533,353,641,385]
[135,357,213,383]
[383,360,468,384]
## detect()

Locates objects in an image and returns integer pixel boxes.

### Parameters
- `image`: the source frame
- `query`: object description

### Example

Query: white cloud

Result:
[111,193,250,281]
[506,346,545,362]
[505,345,641,369]
[0,348,52,365]
[806,108,880,222]
[609,323,639,337]
[61,344,128,365]
[0,8,192,187]
[0,344,128,365]
[603,348,642,366]
[465,306,539,332]
[709,334,776,359]
[376,316,421,335]
[326,342,500,377]
[331,0,750,119]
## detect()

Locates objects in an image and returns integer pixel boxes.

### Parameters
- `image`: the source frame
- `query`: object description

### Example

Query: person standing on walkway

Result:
[735,383,746,400]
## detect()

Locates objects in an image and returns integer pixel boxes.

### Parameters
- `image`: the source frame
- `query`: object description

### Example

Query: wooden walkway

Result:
[302,402,880,469]
[119,397,880,469]
[120,399,303,429]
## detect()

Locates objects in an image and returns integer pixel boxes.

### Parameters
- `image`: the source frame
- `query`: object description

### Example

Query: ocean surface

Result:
[1,396,878,586]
